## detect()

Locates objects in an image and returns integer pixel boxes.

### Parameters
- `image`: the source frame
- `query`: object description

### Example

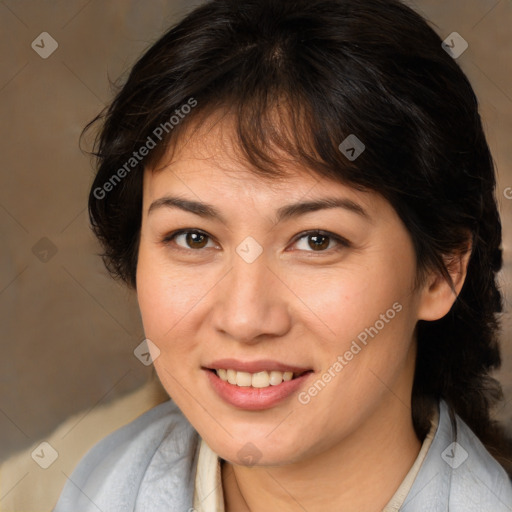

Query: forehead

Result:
[142,113,376,211]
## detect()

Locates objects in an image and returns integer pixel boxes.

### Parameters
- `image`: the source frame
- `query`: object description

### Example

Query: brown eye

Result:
[308,233,330,251]
[185,231,209,249]
[292,230,349,253]
[163,230,215,250]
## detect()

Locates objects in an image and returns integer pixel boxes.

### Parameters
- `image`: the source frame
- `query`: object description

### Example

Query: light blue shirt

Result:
[53,399,512,511]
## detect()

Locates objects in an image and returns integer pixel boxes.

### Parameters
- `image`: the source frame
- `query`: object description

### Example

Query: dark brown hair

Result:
[84,0,512,473]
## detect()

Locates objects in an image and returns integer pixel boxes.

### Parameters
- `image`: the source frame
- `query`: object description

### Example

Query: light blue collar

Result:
[53,399,512,511]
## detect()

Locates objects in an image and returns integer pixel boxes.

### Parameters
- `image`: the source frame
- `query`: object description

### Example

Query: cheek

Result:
[287,265,403,342]
[136,246,203,350]
[286,260,416,391]
[136,256,203,400]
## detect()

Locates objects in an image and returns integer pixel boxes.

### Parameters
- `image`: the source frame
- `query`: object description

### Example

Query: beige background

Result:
[0,0,511,465]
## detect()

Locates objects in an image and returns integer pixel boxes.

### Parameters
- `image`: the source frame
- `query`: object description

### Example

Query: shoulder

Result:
[450,408,512,508]
[53,399,200,512]
[402,400,512,511]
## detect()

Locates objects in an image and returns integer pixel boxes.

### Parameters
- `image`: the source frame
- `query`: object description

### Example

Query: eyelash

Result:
[161,229,351,254]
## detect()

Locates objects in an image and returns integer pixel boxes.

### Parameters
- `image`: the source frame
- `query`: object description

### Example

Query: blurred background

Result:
[0,0,511,502]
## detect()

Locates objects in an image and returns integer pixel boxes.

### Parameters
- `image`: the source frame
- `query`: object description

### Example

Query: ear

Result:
[417,235,473,322]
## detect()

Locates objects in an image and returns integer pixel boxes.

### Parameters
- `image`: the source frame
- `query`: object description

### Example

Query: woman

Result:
[54,0,512,510]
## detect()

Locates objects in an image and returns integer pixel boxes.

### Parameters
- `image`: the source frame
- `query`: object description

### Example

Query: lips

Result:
[205,358,311,374]
[203,359,313,410]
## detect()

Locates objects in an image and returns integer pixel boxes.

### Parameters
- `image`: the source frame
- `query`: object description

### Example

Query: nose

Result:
[211,254,292,344]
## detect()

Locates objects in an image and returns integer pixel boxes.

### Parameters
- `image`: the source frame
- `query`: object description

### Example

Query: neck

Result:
[222,394,422,512]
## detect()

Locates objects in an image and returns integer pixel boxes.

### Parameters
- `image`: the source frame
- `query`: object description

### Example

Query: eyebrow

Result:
[147,195,370,223]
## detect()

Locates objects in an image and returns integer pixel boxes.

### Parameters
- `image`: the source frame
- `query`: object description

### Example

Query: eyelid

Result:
[288,230,351,252]
[161,228,218,249]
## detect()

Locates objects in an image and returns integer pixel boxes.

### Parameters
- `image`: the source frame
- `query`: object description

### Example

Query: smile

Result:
[203,360,314,410]
[214,368,307,388]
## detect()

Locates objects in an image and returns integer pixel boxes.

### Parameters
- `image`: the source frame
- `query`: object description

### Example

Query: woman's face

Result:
[136,117,433,466]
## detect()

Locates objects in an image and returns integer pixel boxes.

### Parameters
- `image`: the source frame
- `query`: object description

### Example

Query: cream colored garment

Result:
[0,376,168,512]
[382,408,439,511]
[193,409,440,512]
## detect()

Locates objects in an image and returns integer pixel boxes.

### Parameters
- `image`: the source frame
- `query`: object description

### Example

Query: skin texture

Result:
[136,115,471,512]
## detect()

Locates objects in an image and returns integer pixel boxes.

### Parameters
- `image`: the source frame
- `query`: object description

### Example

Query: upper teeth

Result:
[216,369,294,388]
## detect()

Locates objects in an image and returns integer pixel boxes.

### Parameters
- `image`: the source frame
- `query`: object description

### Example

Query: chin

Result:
[210,431,308,467]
